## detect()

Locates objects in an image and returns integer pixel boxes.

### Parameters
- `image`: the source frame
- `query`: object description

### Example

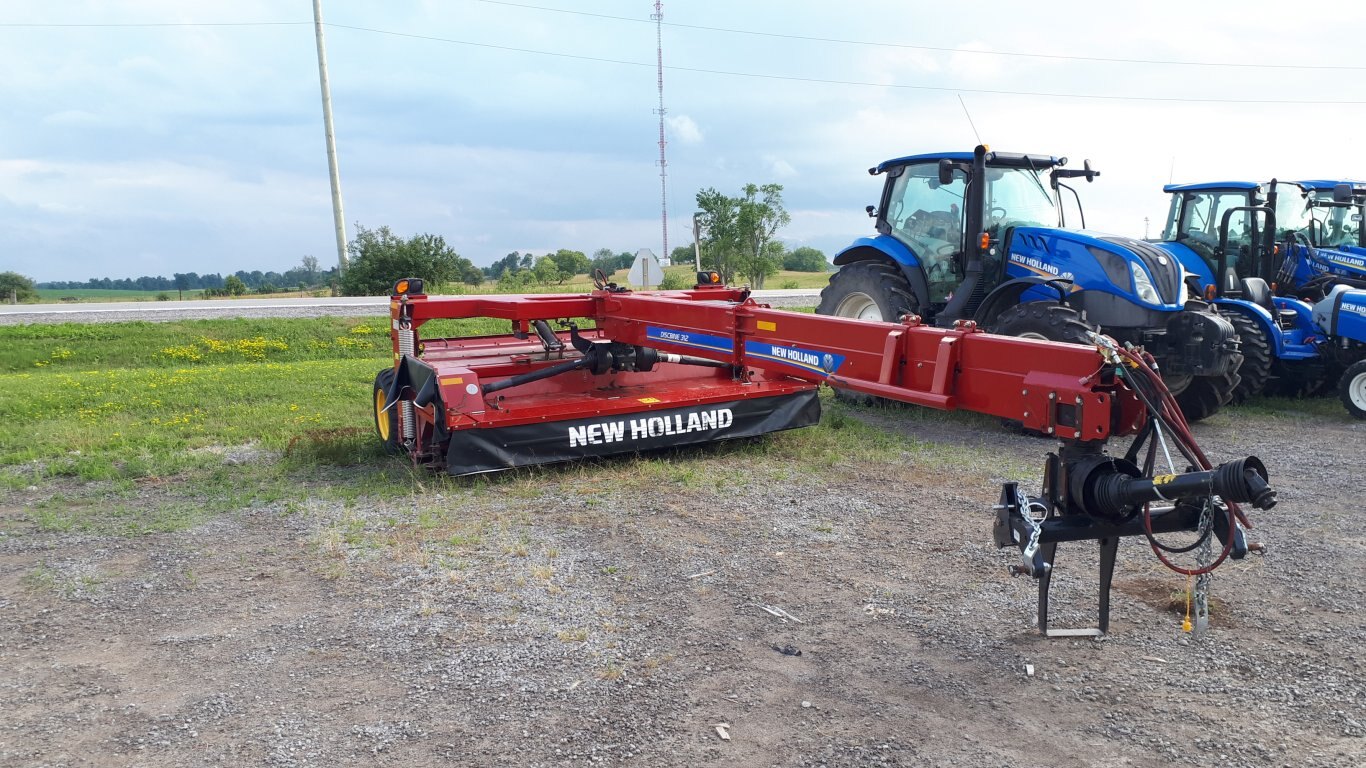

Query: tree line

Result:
[19,183,828,300]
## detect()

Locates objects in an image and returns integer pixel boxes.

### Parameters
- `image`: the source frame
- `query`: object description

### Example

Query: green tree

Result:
[695,187,744,285]
[340,225,478,296]
[0,271,38,302]
[549,249,591,280]
[695,183,791,287]
[670,244,696,267]
[223,275,248,296]
[531,255,564,286]
[783,246,829,272]
[736,183,790,289]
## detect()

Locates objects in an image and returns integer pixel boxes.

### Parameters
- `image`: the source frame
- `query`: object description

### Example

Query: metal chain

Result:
[1193,496,1215,638]
[1019,491,1046,568]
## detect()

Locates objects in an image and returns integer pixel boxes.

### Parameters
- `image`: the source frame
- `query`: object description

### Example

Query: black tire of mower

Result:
[989,303,1096,435]
[1339,360,1366,419]
[372,368,402,454]
[1226,312,1272,405]
[815,262,920,406]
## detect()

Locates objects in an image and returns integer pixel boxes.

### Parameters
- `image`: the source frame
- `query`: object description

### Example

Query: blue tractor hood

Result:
[1007,226,1188,310]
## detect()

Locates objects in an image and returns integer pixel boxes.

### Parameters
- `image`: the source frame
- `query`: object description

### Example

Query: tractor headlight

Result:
[1130,262,1162,305]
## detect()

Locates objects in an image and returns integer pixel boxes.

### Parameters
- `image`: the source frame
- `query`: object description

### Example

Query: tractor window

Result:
[983,168,1058,235]
[1273,187,1316,244]
[885,163,966,302]
[1177,190,1252,272]
[1307,191,1361,248]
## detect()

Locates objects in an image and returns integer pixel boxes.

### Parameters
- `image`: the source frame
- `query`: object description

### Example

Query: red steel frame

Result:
[387,287,1146,453]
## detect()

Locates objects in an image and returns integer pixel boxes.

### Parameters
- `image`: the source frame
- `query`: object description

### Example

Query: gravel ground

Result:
[2,401,1362,767]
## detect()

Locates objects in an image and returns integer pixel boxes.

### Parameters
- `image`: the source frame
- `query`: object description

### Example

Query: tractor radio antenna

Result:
[958,94,983,146]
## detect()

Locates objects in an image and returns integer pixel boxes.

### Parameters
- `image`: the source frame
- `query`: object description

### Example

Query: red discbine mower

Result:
[374,275,1275,635]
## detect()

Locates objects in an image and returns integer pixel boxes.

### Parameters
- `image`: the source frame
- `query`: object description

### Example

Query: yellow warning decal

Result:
[638,397,661,404]
[757,320,777,332]
[1152,474,1176,485]
[440,376,464,386]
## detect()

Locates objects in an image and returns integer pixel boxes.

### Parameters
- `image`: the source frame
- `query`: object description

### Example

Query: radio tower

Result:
[651,1,669,263]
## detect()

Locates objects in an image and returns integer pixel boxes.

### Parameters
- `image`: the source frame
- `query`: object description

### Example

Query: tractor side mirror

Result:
[1083,159,1097,183]
[938,159,955,186]
[1334,183,1354,203]
[866,205,877,218]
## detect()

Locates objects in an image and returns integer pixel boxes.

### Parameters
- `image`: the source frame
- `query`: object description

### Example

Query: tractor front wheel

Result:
[1339,360,1366,419]
[373,368,401,454]
[989,302,1095,345]
[990,303,1096,435]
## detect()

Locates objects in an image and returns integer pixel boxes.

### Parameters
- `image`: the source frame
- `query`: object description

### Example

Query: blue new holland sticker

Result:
[646,326,734,353]
[744,341,845,375]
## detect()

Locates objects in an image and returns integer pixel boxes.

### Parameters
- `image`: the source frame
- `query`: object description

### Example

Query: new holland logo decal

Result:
[744,341,844,375]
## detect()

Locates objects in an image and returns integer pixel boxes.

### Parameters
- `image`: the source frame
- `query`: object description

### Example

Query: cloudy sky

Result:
[4,0,1366,282]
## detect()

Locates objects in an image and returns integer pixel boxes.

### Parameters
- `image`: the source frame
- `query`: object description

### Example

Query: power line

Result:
[468,0,1366,73]
[0,21,309,27]
[323,23,1366,105]
[5,15,1365,104]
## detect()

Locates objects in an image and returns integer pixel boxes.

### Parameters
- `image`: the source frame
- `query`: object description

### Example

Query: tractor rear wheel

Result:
[373,368,401,454]
[1339,360,1366,419]
[816,262,920,405]
[1227,312,1272,405]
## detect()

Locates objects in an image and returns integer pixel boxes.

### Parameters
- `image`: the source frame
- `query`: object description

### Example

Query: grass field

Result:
[6,314,1343,536]
[0,314,987,534]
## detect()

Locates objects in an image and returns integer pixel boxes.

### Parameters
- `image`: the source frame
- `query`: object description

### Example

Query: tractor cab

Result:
[823,145,1242,422]
[1287,181,1366,295]
[871,151,1074,308]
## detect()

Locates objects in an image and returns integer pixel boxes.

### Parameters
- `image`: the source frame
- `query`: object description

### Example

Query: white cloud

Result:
[667,114,704,145]
[766,156,797,178]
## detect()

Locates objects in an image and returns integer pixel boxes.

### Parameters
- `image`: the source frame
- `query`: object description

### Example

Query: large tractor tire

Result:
[1226,312,1272,405]
[1171,372,1238,424]
[990,303,1096,436]
[1338,360,1366,419]
[816,262,920,405]
[372,368,402,454]
[989,302,1095,345]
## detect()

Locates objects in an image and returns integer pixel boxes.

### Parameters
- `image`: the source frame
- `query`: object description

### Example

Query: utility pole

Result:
[313,0,348,274]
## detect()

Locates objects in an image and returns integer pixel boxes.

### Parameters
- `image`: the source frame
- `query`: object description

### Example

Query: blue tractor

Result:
[1152,179,1366,400]
[1276,180,1366,299]
[819,145,1243,421]
[1154,180,1329,399]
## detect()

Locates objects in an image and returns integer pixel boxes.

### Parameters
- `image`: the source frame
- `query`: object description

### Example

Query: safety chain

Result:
[1193,496,1216,638]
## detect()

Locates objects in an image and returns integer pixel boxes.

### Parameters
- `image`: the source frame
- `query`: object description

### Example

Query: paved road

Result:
[0,289,823,324]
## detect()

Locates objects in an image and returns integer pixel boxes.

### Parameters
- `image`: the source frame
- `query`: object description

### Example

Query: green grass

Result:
[1236,392,1348,419]
[0,315,999,537]
[0,315,517,372]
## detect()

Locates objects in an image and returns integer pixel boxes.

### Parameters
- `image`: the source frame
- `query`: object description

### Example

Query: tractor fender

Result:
[972,276,1076,327]
[833,237,932,311]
